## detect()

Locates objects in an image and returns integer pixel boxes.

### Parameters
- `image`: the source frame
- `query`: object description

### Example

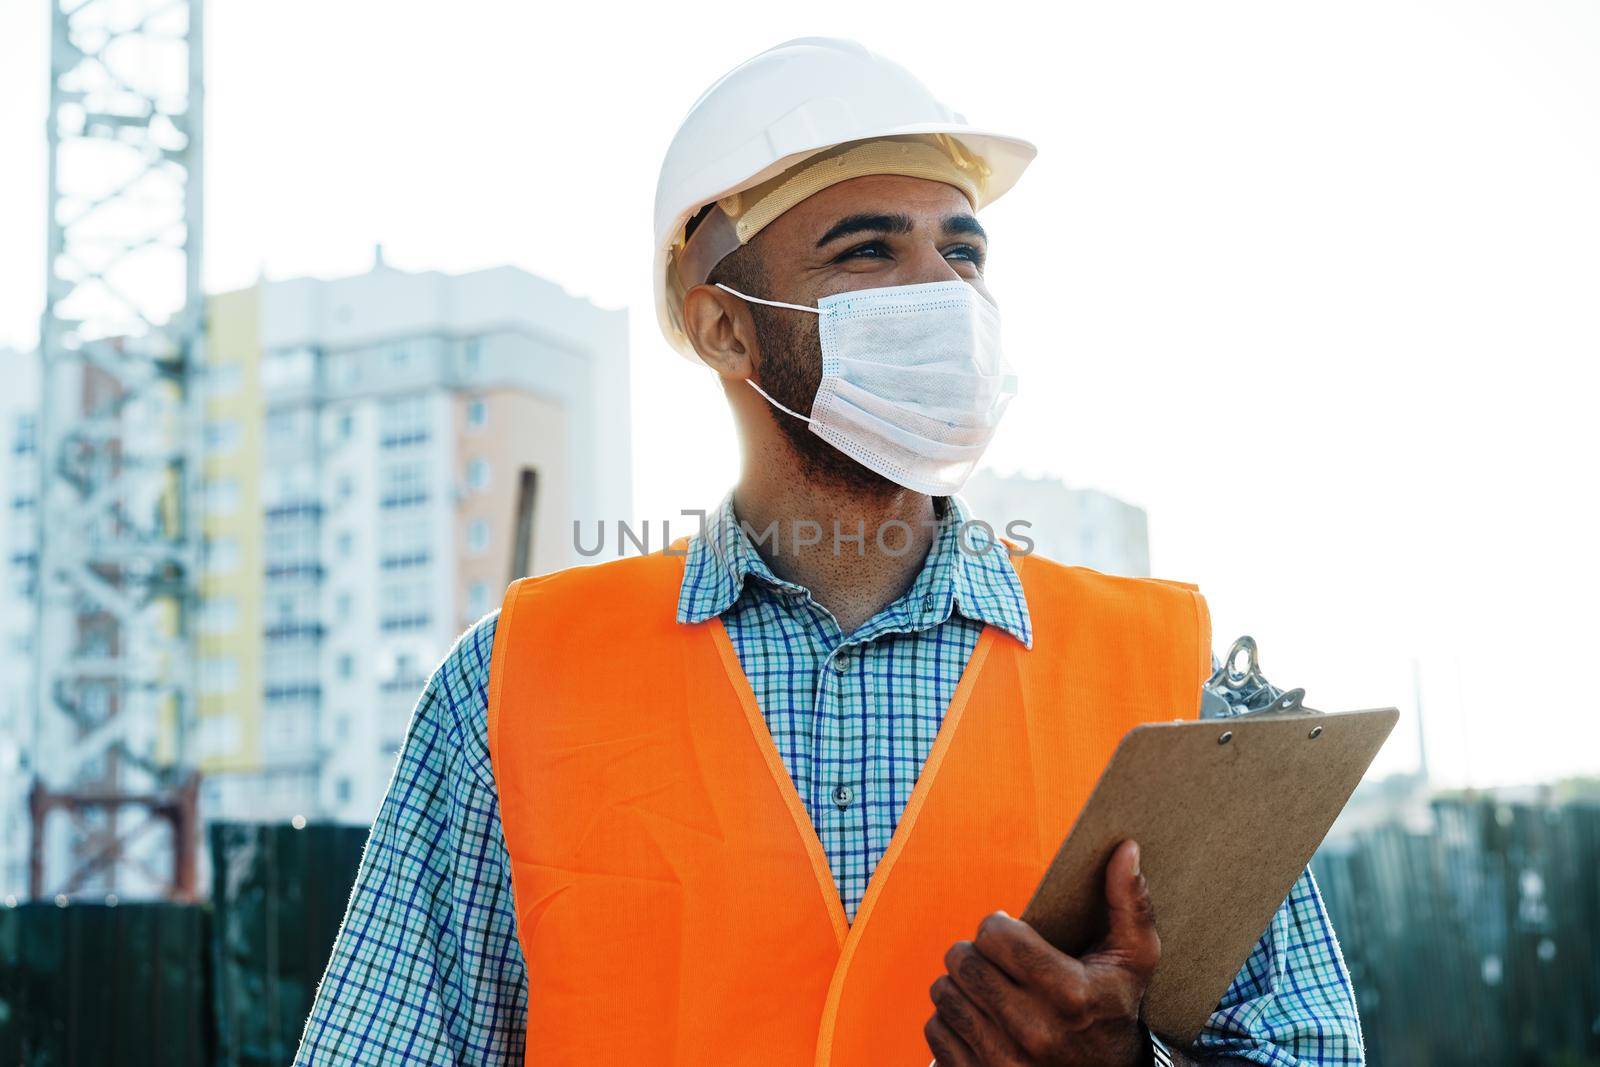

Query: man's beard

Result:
[747,303,896,495]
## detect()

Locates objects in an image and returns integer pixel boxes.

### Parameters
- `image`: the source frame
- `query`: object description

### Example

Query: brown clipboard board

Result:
[1019,706,1399,1048]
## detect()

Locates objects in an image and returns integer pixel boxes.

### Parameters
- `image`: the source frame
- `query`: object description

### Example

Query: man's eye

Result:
[838,240,891,261]
[945,244,984,265]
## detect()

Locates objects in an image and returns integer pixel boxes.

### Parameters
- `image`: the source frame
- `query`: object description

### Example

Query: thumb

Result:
[1093,839,1160,979]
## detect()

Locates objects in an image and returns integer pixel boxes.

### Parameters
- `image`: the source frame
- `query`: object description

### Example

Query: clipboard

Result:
[1019,704,1398,1047]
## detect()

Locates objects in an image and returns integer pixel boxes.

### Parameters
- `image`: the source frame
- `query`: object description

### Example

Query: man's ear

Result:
[682,284,758,379]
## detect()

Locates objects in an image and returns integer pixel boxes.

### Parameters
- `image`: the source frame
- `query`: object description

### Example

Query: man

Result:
[297,38,1363,1066]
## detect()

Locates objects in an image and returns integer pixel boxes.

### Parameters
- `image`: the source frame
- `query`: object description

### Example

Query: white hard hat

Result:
[653,37,1037,363]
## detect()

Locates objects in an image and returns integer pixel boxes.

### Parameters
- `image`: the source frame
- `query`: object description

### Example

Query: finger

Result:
[943,939,1019,1019]
[924,1012,980,1067]
[1092,839,1161,980]
[941,942,1035,1056]
[929,973,1014,1063]
[972,909,1089,1001]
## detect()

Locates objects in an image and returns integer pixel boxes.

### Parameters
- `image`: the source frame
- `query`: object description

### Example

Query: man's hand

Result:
[925,839,1159,1066]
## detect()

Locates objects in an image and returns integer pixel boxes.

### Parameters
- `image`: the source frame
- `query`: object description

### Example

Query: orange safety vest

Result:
[487,542,1210,1066]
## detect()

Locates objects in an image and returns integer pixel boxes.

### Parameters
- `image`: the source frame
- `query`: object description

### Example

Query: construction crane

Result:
[30,0,204,901]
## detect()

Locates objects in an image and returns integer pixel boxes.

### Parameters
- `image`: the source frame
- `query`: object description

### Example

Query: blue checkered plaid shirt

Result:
[295,494,1363,1065]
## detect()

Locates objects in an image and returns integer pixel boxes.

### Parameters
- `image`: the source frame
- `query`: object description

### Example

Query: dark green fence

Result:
[0,901,211,1067]
[209,822,368,1067]
[0,822,368,1067]
[1316,799,1600,1067]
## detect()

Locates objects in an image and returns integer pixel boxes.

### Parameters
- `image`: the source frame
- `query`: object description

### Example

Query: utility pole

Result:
[31,0,205,901]
[1411,656,1429,784]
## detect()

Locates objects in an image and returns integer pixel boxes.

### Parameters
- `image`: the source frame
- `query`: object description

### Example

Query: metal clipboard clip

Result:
[1202,635,1319,718]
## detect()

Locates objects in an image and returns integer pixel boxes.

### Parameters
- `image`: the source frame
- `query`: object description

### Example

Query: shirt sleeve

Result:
[1179,648,1364,1066]
[294,612,528,1066]
[1188,868,1364,1065]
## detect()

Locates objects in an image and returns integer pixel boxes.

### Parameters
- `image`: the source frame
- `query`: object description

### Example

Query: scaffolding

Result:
[31,0,204,900]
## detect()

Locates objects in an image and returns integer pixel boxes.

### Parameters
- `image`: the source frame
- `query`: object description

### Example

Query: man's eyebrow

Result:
[943,214,987,241]
[815,212,914,249]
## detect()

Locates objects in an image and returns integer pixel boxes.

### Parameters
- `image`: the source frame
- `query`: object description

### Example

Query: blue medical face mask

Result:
[716,279,1017,496]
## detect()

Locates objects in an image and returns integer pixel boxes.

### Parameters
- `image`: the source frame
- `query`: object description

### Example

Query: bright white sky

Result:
[2,1,1596,788]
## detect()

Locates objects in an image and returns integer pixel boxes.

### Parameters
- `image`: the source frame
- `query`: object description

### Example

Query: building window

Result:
[379,580,431,632]
[264,412,312,460]
[204,419,241,453]
[380,518,430,570]
[264,644,320,683]
[338,410,354,440]
[206,537,240,574]
[264,682,322,704]
[466,397,488,430]
[265,623,322,644]
[332,352,362,388]
[261,346,316,391]
[13,415,36,455]
[200,656,239,694]
[199,715,241,758]
[468,580,491,618]
[338,653,354,679]
[380,394,430,448]
[199,597,239,635]
[467,519,489,556]
[264,485,321,518]
[204,478,241,516]
[464,337,482,370]
[265,523,318,561]
[337,530,354,558]
[205,362,243,397]
[380,460,429,509]
[336,778,352,804]
[270,712,300,749]
[467,457,490,491]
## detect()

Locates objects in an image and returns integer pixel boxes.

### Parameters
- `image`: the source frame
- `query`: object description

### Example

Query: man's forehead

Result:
[772,174,977,239]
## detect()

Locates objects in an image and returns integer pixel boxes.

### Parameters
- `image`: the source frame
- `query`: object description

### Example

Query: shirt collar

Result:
[677,492,1033,648]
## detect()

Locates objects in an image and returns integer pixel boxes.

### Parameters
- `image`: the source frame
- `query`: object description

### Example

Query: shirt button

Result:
[832,784,854,809]
[831,653,851,674]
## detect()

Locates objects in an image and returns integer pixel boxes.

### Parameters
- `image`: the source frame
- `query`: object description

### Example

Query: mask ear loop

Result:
[714,282,822,316]
[713,283,824,424]
[744,377,814,424]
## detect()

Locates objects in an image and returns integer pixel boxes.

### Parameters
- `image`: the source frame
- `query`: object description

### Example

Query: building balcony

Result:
[378,673,429,696]
[264,621,328,642]
[264,561,326,582]
[264,683,323,704]
[264,501,325,523]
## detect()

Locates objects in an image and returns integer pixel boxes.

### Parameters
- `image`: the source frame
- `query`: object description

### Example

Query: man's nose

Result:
[898,240,968,286]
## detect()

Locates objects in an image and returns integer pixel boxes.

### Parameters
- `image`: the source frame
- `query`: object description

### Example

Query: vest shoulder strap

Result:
[487,546,689,784]
[1013,553,1212,713]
